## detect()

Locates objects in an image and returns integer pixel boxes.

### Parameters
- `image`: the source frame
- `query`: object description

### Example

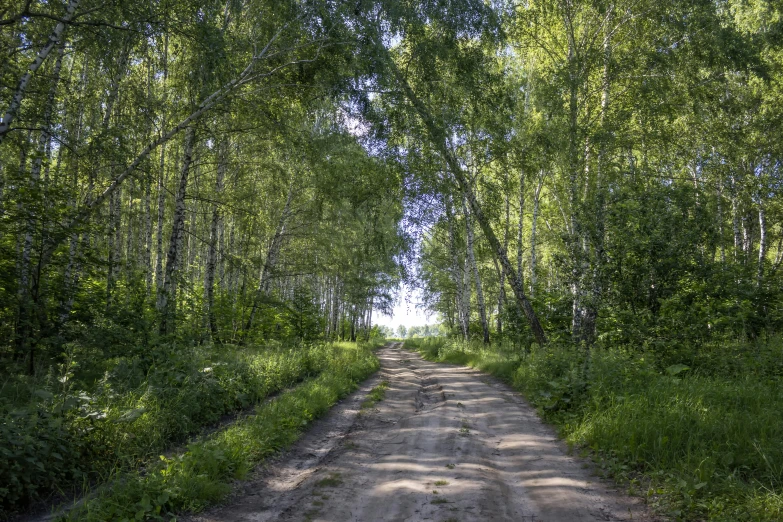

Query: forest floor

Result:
[187,343,658,522]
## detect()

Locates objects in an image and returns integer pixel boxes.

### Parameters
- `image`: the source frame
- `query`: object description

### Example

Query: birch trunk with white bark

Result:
[497,184,510,336]
[158,127,196,335]
[205,139,227,340]
[530,174,543,297]
[244,183,294,335]
[390,63,547,345]
[758,201,767,286]
[465,199,490,344]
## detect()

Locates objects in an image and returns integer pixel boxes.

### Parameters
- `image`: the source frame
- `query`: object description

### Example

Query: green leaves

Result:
[115,408,147,424]
[33,390,54,401]
[665,364,690,377]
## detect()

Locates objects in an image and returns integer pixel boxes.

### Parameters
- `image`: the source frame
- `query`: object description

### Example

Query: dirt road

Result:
[190,343,653,522]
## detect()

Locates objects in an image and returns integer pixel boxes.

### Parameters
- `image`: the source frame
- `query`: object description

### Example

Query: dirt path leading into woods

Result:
[189,343,655,522]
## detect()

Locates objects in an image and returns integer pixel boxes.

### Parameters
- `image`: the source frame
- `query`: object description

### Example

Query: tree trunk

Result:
[465,200,490,344]
[155,148,167,293]
[350,305,357,342]
[158,127,196,335]
[717,176,725,265]
[0,0,80,144]
[566,29,587,345]
[143,47,154,293]
[245,183,294,334]
[581,20,612,349]
[758,201,767,286]
[445,195,469,340]
[497,183,510,336]
[530,174,543,297]
[332,278,340,340]
[742,214,751,261]
[731,175,740,262]
[517,169,525,278]
[0,159,5,219]
[102,45,130,308]
[107,187,121,306]
[205,139,227,341]
[390,64,547,345]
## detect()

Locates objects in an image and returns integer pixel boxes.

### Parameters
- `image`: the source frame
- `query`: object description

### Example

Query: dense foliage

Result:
[407,337,783,520]
[2,0,783,519]
[404,0,783,349]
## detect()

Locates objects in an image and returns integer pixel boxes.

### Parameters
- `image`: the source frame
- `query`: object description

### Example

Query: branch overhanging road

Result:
[189,343,656,522]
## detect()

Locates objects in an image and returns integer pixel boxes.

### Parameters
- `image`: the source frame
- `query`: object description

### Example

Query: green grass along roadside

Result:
[0,341,381,520]
[404,337,783,522]
[62,342,380,521]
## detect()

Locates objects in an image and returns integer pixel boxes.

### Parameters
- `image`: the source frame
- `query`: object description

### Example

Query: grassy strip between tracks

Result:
[405,337,783,522]
[63,342,380,521]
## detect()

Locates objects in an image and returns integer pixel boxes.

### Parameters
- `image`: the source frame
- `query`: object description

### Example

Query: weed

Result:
[316,473,343,488]
[434,480,449,486]
[361,381,389,409]
[445,463,456,469]
[431,497,449,505]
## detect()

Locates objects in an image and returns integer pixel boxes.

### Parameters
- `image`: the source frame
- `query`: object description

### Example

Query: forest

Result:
[1,0,782,520]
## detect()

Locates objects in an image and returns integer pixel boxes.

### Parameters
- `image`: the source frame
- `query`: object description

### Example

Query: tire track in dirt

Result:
[189,343,656,522]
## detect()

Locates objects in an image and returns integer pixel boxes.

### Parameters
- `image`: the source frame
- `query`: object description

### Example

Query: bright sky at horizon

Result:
[371,286,437,331]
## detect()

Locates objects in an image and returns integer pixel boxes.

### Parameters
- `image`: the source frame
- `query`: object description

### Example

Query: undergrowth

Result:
[0,340,379,517]
[62,342,379,521]
[405,337,783,521]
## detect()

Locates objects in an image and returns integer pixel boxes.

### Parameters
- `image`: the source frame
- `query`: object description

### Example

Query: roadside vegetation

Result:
[1,341,382,518]
[65,342,379,521]
[406,337,783,521]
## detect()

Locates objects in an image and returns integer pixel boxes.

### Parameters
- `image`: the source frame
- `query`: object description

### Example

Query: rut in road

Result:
[189,343,654,522]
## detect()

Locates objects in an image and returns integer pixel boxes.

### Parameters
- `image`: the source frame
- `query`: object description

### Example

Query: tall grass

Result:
[65,342,379,521]
[405,337,783,521]
[0,341,376,515]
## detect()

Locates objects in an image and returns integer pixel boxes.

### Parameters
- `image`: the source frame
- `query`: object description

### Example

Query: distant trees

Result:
[390,324,440,339]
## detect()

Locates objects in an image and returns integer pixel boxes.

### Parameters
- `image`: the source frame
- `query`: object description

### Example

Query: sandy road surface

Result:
[189,343,654,522]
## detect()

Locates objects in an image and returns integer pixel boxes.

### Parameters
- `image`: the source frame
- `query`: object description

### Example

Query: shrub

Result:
[0,341,362,515]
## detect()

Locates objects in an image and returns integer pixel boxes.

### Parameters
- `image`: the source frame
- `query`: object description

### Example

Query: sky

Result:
[371,286,435,330]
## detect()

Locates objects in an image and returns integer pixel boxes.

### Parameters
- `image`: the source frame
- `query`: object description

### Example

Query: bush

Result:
[406,337,783,521]
[66,342,379,521]
[0,341,359,515]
